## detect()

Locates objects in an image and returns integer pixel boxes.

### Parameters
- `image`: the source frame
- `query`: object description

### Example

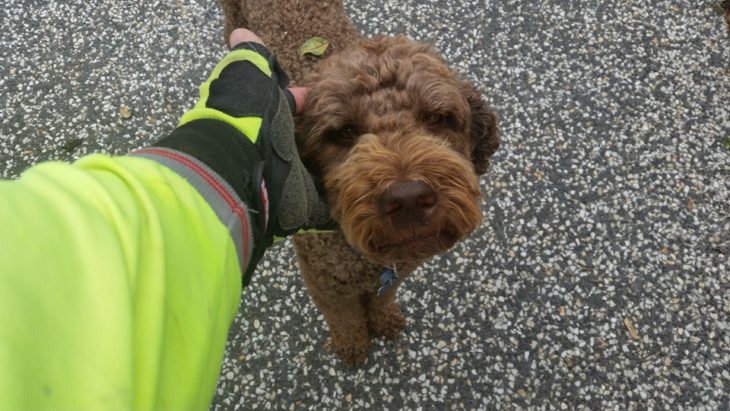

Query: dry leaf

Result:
[299,36,330,57]
[119,106,132,119]
[624,318,640,340]
[559,306,566,317]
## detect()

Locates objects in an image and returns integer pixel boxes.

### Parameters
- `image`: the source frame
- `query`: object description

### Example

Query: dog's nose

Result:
[378,180,438,226]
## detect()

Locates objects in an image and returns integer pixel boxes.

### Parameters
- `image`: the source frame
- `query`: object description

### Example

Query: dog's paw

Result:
[368,305,406,340]
[331,335,370,366]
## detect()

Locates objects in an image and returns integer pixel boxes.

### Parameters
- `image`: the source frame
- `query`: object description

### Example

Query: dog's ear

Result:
[460,81,500,175]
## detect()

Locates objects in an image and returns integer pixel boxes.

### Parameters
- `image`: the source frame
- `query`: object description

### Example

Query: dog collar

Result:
[377,264,400,297]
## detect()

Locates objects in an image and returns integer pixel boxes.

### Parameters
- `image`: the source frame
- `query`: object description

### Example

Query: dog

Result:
[220,0,500,365]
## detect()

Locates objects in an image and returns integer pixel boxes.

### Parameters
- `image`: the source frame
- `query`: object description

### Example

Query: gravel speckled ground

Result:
[2,1,729,409]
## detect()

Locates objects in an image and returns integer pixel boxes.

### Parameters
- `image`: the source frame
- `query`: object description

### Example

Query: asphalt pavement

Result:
[1,0,729,409]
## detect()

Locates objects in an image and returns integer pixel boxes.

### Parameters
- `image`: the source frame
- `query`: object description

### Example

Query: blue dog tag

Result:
[377,266,399,297]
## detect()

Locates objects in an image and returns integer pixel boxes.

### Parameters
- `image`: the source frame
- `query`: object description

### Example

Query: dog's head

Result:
[297,36,499,264]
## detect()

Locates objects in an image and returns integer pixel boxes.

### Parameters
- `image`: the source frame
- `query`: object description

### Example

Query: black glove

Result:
[152,41,332,284]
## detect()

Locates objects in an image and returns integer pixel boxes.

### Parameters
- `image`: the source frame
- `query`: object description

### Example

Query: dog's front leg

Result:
[366,285,406,340]
[313,293,370,366]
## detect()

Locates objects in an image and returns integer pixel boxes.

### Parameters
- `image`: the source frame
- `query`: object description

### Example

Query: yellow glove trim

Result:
[179,109,263,142]
[178,49,272,142]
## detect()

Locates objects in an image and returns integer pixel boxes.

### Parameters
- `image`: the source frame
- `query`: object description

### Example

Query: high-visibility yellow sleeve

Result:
[0,154,244,411]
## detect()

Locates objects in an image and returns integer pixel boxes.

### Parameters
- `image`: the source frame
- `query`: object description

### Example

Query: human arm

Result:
[0,29,328,410]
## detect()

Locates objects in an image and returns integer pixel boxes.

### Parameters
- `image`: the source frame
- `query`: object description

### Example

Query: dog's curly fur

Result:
[221,0,359,85]
[221,0,499,365]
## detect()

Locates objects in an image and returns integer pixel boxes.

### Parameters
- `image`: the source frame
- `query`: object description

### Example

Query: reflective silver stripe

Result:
[131,147,252,275]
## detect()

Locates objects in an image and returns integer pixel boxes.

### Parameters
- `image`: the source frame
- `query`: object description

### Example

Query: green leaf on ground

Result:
[722,137,730,150]
[299,37,329,57]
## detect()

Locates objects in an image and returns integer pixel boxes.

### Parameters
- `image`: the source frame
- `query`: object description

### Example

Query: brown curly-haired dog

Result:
[221,0,499,365]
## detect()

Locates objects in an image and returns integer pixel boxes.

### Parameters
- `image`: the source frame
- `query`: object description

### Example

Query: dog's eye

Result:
[426,113,458,129]
[325,124,359,145]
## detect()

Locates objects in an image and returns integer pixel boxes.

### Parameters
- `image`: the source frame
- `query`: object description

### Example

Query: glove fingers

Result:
[301,168,333,229]
[269,90,296,161]
[278,157,333,233]
[278,164,307,232]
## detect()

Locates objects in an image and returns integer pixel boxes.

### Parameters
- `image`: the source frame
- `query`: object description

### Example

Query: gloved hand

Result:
[153,29,333,283]
[190,29,331,237]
